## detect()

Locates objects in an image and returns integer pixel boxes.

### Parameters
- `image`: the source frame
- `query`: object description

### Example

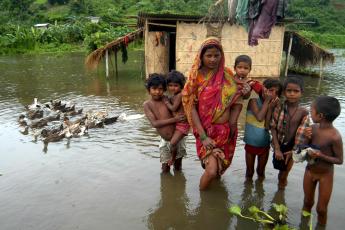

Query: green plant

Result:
[229,203,305,230]
[302,210,313,230]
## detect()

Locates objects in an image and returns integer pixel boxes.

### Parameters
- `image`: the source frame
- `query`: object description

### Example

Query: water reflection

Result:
[192,181,231,230]
[235,179,265,229]
[147,172,189,229]
[268,189,286,223]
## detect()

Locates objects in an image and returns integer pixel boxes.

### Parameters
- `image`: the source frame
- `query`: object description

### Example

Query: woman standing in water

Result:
[182,37,251,190]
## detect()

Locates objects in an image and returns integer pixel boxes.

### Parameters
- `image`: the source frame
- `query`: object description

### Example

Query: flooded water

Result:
[0,50,344,230]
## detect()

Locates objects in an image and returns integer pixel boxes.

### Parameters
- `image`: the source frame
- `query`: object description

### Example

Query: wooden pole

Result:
[114,49,118,78]
[284,33,293,77]
[319,56,323,78]
[105,49,109,78]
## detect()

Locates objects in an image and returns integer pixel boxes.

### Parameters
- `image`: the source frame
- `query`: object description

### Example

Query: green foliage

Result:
[229,203,299,230]
[287,0,345,34]
[48,0,69,5]
[83,26,132,51]
[299,30,345,48]
[1,0,345,54]
[302,210,313,230]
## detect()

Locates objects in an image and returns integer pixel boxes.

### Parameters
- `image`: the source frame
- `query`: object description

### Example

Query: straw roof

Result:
[85,28,143,70]
[283,31,334,66]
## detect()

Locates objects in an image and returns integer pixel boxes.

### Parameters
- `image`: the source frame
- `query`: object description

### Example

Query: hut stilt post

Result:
[319,56,323,78]
[284,33,293,77]
[317,56,324,93]
[105,49,109,78]
[114,49,118,78]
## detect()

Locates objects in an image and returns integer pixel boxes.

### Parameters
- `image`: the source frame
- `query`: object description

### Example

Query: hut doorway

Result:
[168,32,176,71]
[144,21,177,75]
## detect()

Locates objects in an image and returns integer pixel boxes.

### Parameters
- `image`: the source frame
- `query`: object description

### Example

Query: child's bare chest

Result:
[151,101,172,119]
[312,128,334,155]
[284,107,305,140]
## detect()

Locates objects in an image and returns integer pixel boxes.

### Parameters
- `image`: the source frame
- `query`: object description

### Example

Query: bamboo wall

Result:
[175,22,285,78]
[144,21,170,77]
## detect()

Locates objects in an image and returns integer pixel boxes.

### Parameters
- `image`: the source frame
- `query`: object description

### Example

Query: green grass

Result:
[31,43,85,54]
[35,0,47,4]
[44,5,70,21]
[299,31,345,48]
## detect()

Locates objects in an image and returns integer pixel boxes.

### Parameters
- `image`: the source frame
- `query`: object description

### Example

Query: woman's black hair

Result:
[145,73,167,91]
[167,70,186,89]
[314,96,341,122]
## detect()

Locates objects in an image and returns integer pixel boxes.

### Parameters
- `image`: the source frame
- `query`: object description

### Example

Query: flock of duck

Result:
[18,98,143,145]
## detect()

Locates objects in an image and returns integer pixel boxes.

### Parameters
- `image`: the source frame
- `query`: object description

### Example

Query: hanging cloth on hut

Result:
[235,0,250,30]
[248,0,262,20]
[276,0,288,19]
[228,0,238,25]
[248,0,279,46]
[121,44,128,64]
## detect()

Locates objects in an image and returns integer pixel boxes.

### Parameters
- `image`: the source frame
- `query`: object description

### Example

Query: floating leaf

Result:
[273,224,290,230]
[273,203,288,215]
[302,210,311,217]
[229,205,242,216]
[302,210,313,230]
[249,206,260,214]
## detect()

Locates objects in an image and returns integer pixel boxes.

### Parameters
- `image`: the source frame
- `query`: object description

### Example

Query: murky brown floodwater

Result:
[0,50,344,230]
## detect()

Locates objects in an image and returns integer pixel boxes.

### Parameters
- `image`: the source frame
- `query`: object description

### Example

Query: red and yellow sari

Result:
[182,38,241,173]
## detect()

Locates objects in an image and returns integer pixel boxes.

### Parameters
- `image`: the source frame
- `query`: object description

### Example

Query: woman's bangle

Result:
[200,133,208,141]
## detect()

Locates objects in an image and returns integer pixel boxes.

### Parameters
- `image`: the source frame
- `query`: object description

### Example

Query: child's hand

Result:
[275,150,284,161]
[284,151,292,164]
[241,82,251,95]
[269,97,280,109]
[264,93,273,102]
[304,127,312,139]
[163,97,170,104]
[175,114,186,122]
[307,149,320,159]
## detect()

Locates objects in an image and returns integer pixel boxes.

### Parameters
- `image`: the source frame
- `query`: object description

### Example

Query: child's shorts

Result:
[245,144,270,156]
[159,137,187,163]
[272,140,294,171]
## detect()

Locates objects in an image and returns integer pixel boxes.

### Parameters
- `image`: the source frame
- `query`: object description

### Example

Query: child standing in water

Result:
[164,70,190,166]
[270,77,308,189]
[302,96,343,227]
[229,55,262,142]
[143,73,187,173]
[244,79,282,180]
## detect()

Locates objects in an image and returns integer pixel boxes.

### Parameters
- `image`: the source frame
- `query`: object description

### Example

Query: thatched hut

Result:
[283,31,334,67]
[86,12,334,78]
[138,12,286,78]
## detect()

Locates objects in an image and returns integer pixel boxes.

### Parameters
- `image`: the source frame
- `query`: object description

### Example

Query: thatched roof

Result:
[137,12,312,27]
[85,28,143,70]
[283,31,334,66]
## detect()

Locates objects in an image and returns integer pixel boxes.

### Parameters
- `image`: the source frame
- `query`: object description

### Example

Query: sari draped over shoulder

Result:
[182,38,240,172]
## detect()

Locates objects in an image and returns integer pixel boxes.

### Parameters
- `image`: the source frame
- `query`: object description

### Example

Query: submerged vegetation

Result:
[229,204,313,230]
[0,0,344,54]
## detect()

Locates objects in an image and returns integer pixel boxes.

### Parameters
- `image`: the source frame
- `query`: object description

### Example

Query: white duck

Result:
[27,98,41,110]
[118,113,144,121]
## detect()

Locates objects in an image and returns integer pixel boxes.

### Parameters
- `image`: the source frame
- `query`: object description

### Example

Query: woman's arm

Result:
[229,103,242,138]
[191,105,215,148]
